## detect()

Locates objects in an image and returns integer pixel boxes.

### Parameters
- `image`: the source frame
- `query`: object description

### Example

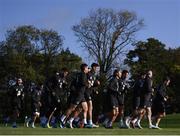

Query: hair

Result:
[113,69,120,77]
[80,63,88,71]
[122,70,129,75]
[91,63,99,68]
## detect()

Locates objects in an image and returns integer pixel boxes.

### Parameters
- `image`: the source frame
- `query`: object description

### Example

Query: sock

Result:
[69,117,74,123]
[83,119,87,124]
[12,122,16,126]
[137,119,141,124]
[89,120,93,125]
[32,122,34,127]
[61,115,66,123]
[119,117,124,125]
[108,121,113,127]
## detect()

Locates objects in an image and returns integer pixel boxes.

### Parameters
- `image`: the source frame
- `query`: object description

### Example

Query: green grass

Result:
[0,113,180,135]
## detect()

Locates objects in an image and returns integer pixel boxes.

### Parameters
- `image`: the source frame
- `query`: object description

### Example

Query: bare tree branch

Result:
[73,8,144,76]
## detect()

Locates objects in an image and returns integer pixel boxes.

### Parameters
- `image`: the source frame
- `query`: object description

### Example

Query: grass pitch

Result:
[0,113,180,135]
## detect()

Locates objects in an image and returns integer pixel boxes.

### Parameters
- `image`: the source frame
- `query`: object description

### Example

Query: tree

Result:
[167,48,180,112]
[40,29,63,78]
[125,38,170,83]
[54,48,82,71]
[73,8,143,76]
[0,25,63,84]
[125,38,180,112]
[0,26,40,82]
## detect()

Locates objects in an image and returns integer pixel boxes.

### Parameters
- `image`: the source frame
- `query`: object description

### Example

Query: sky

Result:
[0,0,180,62]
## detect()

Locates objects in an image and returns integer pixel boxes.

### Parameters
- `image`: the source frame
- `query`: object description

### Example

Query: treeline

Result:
[0,8,179,117]
[0,25,82,87]
[0,29,180,116]
[125,38,180,113]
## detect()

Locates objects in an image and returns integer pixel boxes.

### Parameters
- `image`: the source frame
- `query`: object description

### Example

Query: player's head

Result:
[91,63,99,72]
[80,63,89,73]
[147,70,153,78]
[122,70,129,79]
[17,78,23,85]
[113,69,121,79]
[61,67,69,77]
[140,72,146,79]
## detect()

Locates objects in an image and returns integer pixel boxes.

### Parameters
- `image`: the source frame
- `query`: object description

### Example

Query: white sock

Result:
[89,120,93,125]
[32,122,34,126]
[61,115,66,122]
[119,118,124,125]
[69,117,74,123]
[137,119,141,124]
[83,119,87,124]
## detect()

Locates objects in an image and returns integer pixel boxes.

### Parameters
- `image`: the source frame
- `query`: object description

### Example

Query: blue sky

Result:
[0,0,180,62]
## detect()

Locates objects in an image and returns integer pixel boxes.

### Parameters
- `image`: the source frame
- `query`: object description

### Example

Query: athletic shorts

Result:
[117,94,125,106]
[133,96,140,110]
[109,93,119,109]
[84,89,92,101]
[140,93,152,108]
[70,91,86,105]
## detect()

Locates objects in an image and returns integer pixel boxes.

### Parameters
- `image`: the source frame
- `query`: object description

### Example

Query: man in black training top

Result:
[10,78,25,128]
[152,76,171,129]
[46,68,69,128]
[26,83,42,128]
[60,63,89,128]
[85,63,100,128]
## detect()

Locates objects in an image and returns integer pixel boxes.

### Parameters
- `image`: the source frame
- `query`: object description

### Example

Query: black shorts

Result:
[133,96,140,110]
[109,93,122,109]
[140,93,152,108]
[70,91,86,105]
[110,94,119,109]
[84,89,92,101]
[12,98,22,112]
[117,94,124,106]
